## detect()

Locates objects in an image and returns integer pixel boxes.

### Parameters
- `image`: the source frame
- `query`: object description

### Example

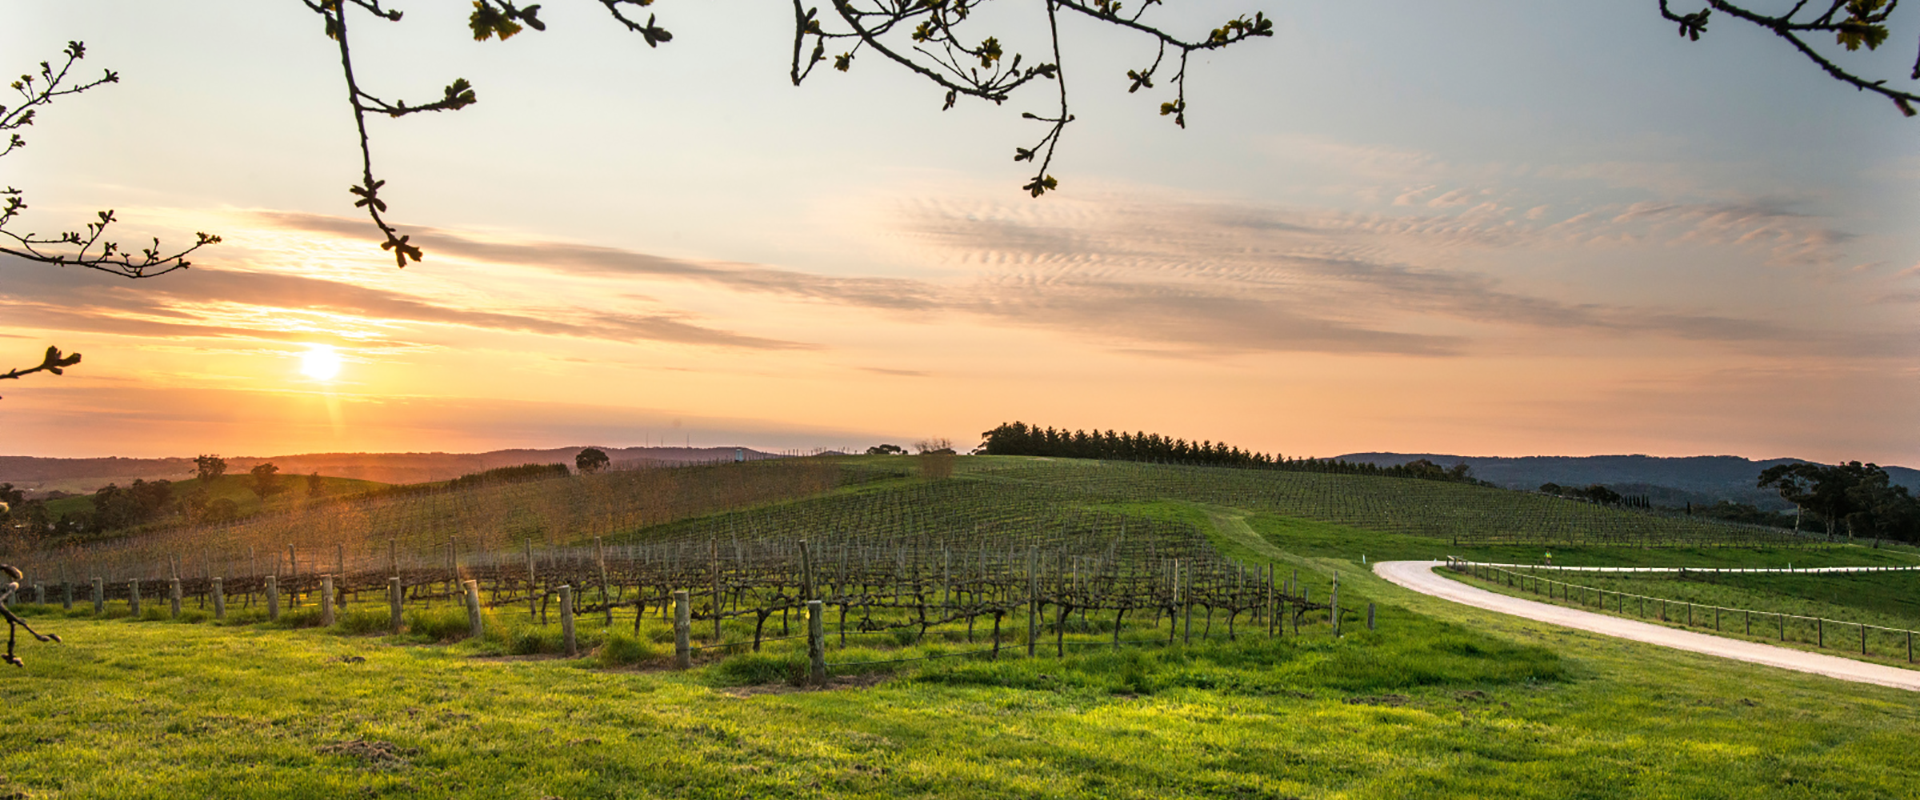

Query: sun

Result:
[300,344,342,381]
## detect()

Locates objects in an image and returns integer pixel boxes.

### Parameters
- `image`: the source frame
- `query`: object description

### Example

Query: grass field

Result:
[5,457,1919,798]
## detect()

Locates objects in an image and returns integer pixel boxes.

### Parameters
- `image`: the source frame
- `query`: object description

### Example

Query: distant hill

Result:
[1336,453,1920,511]
[0,446,777,497]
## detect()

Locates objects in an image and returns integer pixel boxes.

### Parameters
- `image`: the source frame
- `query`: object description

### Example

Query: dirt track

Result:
[1374,560,1920,692]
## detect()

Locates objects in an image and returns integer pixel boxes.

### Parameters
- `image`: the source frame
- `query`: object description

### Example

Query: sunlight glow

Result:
[300,344,342,381]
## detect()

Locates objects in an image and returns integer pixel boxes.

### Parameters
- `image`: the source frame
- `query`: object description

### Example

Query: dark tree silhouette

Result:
[575,447,611,474]
[249,462,284,499]
[194,454,228,483]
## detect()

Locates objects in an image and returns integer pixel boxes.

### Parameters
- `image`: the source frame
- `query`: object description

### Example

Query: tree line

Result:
[976,422,1487,485]
[1759,461,1920,543]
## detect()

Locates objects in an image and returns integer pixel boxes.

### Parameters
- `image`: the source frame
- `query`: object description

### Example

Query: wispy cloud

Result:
[0,252,811,351]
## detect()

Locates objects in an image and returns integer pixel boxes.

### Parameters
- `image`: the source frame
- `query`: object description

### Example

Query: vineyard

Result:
[6,454,1817,673]
[980,460,1814,547]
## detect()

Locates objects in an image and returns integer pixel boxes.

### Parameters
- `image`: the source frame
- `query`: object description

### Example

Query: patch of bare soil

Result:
[317,740,419,771]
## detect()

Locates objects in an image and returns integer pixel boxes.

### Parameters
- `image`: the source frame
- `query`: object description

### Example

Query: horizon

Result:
[7,1,1917,464]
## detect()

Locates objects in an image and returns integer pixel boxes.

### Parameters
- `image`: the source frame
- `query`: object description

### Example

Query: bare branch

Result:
[0,42,221,278]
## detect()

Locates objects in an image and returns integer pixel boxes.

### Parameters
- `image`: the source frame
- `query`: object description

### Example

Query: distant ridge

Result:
[0,446,778,496]
[1336,453,1920,510]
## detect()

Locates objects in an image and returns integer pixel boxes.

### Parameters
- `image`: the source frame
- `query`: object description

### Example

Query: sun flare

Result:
[300,344,342,381]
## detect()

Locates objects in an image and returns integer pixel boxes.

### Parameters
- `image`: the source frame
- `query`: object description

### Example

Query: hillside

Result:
[0,446,776,496]
[1338,453,1920,510]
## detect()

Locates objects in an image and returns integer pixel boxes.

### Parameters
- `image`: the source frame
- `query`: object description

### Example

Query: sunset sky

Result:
[5,0,1918,463]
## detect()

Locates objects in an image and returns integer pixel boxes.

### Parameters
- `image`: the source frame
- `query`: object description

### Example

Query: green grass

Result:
[1,594,1914,799]
[6,458,1920,797]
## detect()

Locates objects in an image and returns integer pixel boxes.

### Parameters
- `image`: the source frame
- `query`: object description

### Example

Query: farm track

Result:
[1460,563,1920,574]
[1376,560,1920,692]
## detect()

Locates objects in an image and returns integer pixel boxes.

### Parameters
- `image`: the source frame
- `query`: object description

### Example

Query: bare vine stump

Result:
[266,575,280,621]
[389,577,404,633]
[807,599,826,686]
[321,576,336,627]
[212,578,226,621]
[674,590,692,669]
[463,580,484,640]
[559,585,577,657]
[170,578,182,619]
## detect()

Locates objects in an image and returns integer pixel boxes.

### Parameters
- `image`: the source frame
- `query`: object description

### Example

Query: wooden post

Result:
[525,539,538,619]
[463,580,484,640]
[212,578,226,621]
[714,541,727,643]
[807,599,826,686]
[390,538,399,578]
[674,590,692,669]
[91,578,104,615]
[31,584,43,605]
[1367,602,1376,631]
[266,575,281,621]
[1818,617,1824,648]
[288,544,298,605]
[1027,548,1038,657]
[1861,622,1867,656]
[1181,561,1194,645]
[799,540,815,603]
[1329,573,1340,636]
[129,579,142,617]
[321,576,337,627]
[62,581,72,611]
[389,577,404,633]
[169,578,182,619]
[559,585,578,657]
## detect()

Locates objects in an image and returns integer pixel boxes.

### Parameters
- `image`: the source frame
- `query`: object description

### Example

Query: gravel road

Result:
[1374,560,1920,692]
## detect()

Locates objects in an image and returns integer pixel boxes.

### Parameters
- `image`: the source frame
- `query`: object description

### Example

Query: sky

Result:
[4,0,1918,463]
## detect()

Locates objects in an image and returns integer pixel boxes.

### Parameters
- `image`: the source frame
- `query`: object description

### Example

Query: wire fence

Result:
[1446,558,1918,665]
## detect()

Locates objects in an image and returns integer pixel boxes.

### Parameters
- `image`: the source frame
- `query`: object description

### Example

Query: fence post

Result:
[1367,602,1376,631]
[129,579,142,617]
[1027,549,1039,657]
[559,585,577,657]
[321,576,336,627]
[62,581,72,611]
[91,577,103,615]
[32,584,43,605]
[674,590,692,669]
[169,578,182,619]
[212,578,225,621]
[389,577,404,633]
[1329,573,1340,636]
[526,539,538,620]
[463,580,483,640]
[1861,623,1867,656]
[1818,617,1824,648]
[807,599,826,686]
[266,575,281,621]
